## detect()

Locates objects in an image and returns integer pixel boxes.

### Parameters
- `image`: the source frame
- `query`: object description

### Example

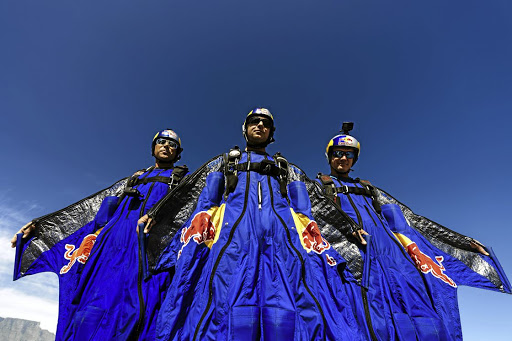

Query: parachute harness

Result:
[223,147,289,200]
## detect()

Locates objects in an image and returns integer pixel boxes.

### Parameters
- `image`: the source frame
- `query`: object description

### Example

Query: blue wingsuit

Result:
[14,167,186,340]
[315,175,511,341]
[151,152,364,340]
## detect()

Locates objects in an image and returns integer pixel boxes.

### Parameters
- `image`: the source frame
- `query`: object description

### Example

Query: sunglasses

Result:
[247,116,273,128]
[156,138,179,149]
[331,150,355,159]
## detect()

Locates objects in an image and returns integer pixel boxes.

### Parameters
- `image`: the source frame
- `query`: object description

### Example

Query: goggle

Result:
[331,150,355,159]
[246,116,273,128]
[155,138,179,149]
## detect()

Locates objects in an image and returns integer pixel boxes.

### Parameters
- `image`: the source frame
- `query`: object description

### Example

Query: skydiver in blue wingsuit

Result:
[11,129,188,340]
[315,122,511,340]
[142,108,365,340]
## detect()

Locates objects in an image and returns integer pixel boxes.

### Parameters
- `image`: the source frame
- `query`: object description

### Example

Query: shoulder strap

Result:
[357,178,382,214]
[273,152,289,198]
[122,167,153,198]
[223,146,242,199]
[316,173,338,204]
[169,165,189,189]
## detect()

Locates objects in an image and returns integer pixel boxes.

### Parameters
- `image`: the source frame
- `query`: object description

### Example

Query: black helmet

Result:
[242,107,275,147]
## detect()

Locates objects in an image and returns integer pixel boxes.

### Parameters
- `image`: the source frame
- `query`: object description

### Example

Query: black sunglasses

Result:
[247,116,273,128]
[331,150,355,159]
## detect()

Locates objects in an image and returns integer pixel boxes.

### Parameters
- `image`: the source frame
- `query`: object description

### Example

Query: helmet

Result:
[325,134,360,165]
[242,107,276,147]
[152,129,183,161]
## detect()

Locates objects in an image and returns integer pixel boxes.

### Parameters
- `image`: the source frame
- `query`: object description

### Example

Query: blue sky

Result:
[1,0,511,338]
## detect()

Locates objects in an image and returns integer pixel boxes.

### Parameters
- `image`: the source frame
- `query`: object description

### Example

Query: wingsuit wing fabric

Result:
[13,167,186,340]
[148,152,365,341]
[313,175,511,341]
[13,179,126,340]
[377,188,511,294]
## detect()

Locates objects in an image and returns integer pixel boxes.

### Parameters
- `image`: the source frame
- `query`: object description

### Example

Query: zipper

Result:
[133,169,166,339]
[193,153,252,341]
[267,175,327,341]
[258,181,262,210]
[364,205,377,226]
[333,179,377,341]
[346,193,364,229]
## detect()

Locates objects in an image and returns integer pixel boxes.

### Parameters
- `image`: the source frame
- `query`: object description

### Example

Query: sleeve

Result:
[14,193,123,279]
[380,195,511,294]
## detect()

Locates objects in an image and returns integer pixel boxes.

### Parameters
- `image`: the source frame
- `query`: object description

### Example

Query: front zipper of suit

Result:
[334,180,377,341]
[134,169,165,339]
[267,175,327,341]
[193,153,252,341]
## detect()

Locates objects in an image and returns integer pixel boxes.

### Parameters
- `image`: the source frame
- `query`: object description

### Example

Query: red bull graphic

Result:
[60,234,98,274]
[326,253,337,266]
[302,220,330,254]
[178,210,217,259]
[405,242,457,288]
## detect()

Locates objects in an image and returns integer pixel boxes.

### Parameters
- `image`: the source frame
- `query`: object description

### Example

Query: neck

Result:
[246,145,267,154]
[155,159,174,169]
[330,169,351,179]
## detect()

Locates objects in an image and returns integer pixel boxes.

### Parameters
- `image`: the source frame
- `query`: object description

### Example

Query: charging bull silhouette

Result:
[60,233,98,274]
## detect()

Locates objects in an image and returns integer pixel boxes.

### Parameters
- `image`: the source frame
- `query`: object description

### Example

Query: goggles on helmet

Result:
[331,150,356,159]
[246,116,273,128]
[155,138,179,149]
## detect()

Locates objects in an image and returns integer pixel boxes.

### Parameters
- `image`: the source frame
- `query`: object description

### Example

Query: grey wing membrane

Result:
[18,178,128,277]
[378,188,511,293]
[146,155,224,270]
[287,164,365,283]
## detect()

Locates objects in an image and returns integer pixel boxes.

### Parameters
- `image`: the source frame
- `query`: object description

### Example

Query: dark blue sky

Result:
[1,1,511,338]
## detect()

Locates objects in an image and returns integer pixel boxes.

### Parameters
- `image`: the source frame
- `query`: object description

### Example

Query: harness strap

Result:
[224,146,242,199]
[123,165,189,198]
[317,173,338,204]
[358,179,382,214]
[223,148,290,199]
[234,160,286,177]
[273,153,289,199]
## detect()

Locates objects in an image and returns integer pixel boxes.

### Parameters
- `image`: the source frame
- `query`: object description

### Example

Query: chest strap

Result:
[317,174,382,213]
[234,160,287,177]
[223,147,289,199]
[124,165,188,197]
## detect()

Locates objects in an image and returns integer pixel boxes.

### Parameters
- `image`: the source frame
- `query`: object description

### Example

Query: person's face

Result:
[246,115,271,145]
[154,138,177,162]
[329,146,355,175]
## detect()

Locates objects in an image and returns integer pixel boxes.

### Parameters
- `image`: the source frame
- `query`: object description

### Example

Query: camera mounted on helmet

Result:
[325,121,360,165]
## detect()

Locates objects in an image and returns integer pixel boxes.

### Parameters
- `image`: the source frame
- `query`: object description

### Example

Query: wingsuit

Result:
[13,129,188,340]
[315,127,511,341]
[146,150,366,341]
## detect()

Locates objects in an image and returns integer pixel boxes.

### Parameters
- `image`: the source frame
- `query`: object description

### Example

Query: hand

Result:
[470,239,489,256]
[11,221,36,248]
[352,229,369,246]
[137,215,156,234]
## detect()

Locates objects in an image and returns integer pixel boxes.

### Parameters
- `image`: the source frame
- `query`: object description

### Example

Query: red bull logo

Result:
[302,220,330,254]
[406,242,457,288]
[178,211,217,259]
[60,234,98,274]
[326,254,337,266]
